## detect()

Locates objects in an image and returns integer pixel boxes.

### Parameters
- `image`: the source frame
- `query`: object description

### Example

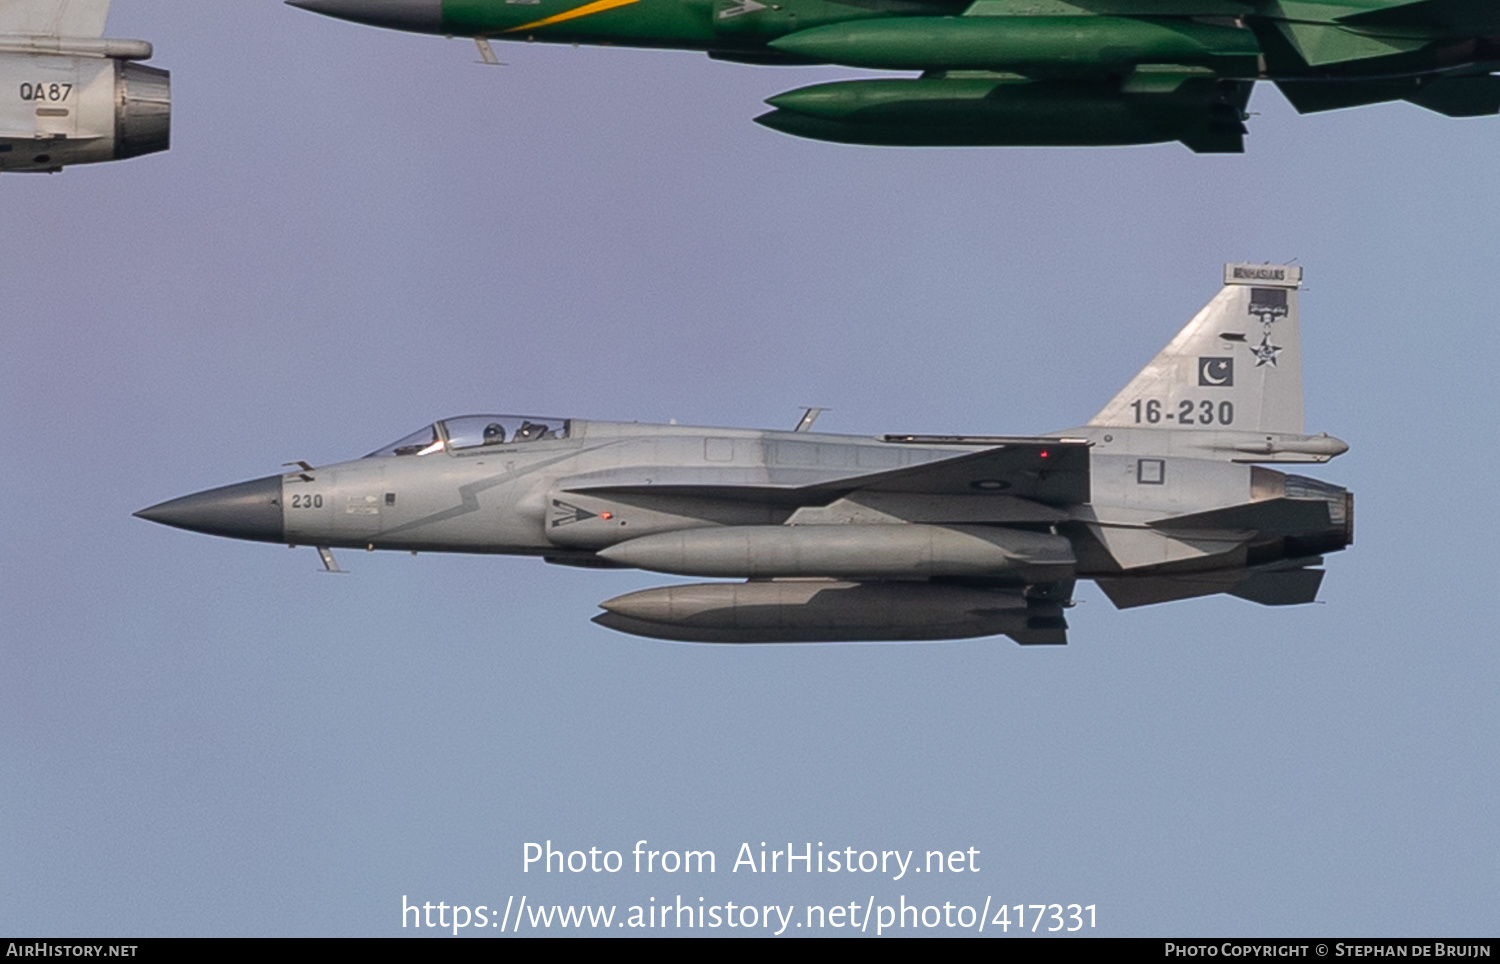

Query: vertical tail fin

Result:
[1090,264,1305,435]
[0,0,114,38]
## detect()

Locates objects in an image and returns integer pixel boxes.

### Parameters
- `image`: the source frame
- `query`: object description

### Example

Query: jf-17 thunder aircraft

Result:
[0,0,168,172]
[287,0,1500,152]
[137,264,1352,645]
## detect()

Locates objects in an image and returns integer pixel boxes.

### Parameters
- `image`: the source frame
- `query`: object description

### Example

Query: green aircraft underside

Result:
[290,0,1500,150]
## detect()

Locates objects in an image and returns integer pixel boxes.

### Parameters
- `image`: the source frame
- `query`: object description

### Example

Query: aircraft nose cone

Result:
[284,0,443,32]
[135,475,285,543]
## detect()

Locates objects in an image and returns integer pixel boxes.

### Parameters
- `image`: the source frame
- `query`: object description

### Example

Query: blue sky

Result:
[2,0,1497,936]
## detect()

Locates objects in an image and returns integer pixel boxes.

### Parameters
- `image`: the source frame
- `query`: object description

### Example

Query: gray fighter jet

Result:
[137,264,1351,644]
[0,0,169,172]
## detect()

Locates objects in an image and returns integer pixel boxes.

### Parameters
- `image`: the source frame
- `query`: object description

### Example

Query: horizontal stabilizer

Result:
[1096,565,1324,608]
[1095,572,1237,608]
[1227,567,1324,606]
[1276,79,1415,114]
[1338,0,1500,31]
[1149,496,1332,536]
[1287,73,1500,116]
[1406,75,1500,116]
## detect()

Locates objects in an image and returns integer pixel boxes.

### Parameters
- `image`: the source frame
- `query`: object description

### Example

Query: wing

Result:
[561,438,1090,507]
[820,437,1090,504]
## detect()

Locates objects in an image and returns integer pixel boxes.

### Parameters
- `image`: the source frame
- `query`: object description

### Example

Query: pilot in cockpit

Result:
[514,420,550,442]
[483,422,507,445]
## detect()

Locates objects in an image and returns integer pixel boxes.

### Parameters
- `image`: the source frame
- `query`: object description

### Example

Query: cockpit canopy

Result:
[366,415,570,458]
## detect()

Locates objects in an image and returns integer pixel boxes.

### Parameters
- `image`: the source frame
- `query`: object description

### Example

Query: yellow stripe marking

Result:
[502,0,641,33]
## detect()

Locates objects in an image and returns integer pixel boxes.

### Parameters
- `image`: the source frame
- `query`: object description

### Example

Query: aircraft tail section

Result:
[1090,263,1306,436]
[0,0,113,38]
